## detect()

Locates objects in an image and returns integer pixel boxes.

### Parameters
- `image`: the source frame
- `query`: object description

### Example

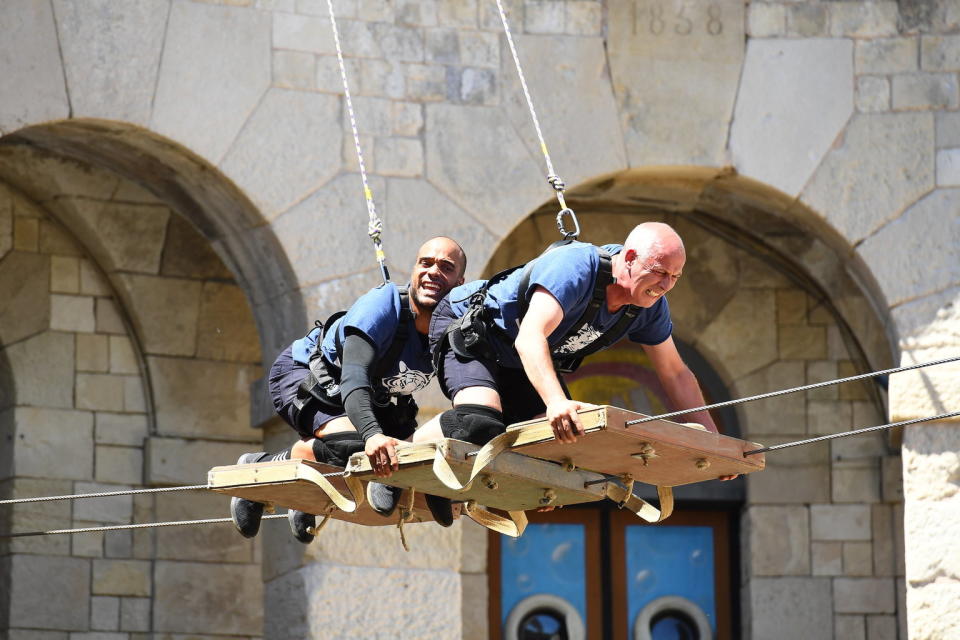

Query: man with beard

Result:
[230,236,467,540]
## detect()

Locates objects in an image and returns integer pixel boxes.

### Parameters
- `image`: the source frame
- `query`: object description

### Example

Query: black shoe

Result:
[367,482,403,517]
[426,494,454,528]
[288,510,316,544]
[230,453,267,538]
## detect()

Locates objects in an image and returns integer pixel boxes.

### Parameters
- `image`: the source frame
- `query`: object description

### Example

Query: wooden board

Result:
[504,406,765,487]
[345,439,611,512]
[207,459,458,526]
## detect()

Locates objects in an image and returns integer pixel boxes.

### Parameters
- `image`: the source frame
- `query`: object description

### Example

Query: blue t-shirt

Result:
[447,242,673,367]
[290,283,433,397]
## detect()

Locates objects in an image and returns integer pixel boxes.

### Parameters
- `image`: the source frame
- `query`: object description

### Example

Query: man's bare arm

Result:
[515,287,591,442]
[642,336,719,433]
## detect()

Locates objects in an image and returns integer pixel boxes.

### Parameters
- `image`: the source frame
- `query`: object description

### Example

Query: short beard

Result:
[412,289,439,311]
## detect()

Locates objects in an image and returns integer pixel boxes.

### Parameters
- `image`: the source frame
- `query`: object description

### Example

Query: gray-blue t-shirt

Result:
[290,283,433,396]
[446,242,673,367]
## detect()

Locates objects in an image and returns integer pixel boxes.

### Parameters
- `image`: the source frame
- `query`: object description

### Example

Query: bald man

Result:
[419,223,729,521]
[230,237,467,540]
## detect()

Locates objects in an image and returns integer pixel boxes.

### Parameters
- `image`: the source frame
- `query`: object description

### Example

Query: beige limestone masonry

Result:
[3,0,959,638]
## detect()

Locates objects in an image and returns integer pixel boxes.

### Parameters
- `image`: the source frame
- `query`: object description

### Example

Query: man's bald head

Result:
[623,222,685,263]
[609,222,686,309]
[418,236,467,279]
[408,236,467,312]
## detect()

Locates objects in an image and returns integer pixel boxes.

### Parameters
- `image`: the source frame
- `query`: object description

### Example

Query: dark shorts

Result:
[428,297,546,426]
[268,346,346,439]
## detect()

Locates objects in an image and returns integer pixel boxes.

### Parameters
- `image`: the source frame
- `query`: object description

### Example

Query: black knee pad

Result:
[312,432,364,467]
[438,404,505,446]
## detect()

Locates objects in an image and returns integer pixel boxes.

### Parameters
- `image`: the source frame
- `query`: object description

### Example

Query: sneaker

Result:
[367,482,403,517]
[425,494,454,528]
[288,509,316,544]
[230,453,267,538]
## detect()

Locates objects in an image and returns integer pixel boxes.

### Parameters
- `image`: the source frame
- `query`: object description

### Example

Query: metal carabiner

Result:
[556,207,580,240]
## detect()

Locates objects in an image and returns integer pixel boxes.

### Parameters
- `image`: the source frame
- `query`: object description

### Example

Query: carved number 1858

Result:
[633,2,724,36]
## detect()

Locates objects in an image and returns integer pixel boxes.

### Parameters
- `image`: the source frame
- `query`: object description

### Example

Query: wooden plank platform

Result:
[502,405,765,486]
[207,459,458,526]
[345,439,611,512]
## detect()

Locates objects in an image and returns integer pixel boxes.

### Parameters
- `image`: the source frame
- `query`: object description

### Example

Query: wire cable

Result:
[0,514,289,539]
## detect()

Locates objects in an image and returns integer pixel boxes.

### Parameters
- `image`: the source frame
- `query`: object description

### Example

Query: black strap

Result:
[373,287,411,380]
[552,304,640,373]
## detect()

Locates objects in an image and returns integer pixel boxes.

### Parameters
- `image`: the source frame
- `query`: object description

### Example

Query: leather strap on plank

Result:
[299,464,362,513]
[604,483,674,523]
[432,429,521,492]
[464,501,528,537]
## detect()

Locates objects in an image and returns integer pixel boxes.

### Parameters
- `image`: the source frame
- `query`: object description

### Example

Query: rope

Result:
[325,0,390,283]
[0,514,288,539]
[0,471,346,505]
[624,355,960,426]
[493,0,578,239]
[743,410,960,456]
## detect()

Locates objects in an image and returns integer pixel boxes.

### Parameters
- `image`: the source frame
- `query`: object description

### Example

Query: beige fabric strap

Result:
[299,464,361,513]
[604,483,674,523]
[463,501,528,537]
[433,430,521,492]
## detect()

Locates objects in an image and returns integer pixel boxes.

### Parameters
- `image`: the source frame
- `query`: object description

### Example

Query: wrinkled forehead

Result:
[415,238,465,265]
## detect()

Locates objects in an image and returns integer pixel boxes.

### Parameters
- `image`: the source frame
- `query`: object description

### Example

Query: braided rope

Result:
[325,0,390,283]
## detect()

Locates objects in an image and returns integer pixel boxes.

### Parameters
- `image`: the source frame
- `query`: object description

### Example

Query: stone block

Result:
[392,102,423,136]
[0,1,69,132]
[806,360,838,401]
[405,63,447,101]
[72,528,105,557]
[832,462,881,504]
[93,559,152,597]
[807,400,852,436]
[77,333,110,372]
[375,137,424,177]
[462,572,489,639]
[811,504,871,541]
[893,73,959,111]
[802,113,934,244]
[74,482,133,524]
[76,373,125,412]
[96,298,126,335]
[859,190,960,307]
[699,289,777,379]
[13,218,38,252]
[835,578,896,614]
[425,27,459,65]
[731,39,852,197]
[51,0,170,122]
[123,376,146,412]
[873,505,896,577]
[50,294,95,333]
[358,0,395,22]
[10,407,93,479]
[460,518,488,574]
[608,0,744,166]
[195,282,261,363]
[115,274,201,357]
[459,67,497,105]
[396,0,437,26]
[778,324,827,360]
[525,0,564,34]
[459,31,498,69]
[50,255,79,293]
[352,57,405,99]
[813,541,844,576]
[304,517,461,571]
[937,148,960,186]
[152,1,271,163]
[6,631,70,640]
[76,201,170,276]
[747,506,810,576]
[776,289,807,326]
[4,331,75,409]
[337,19,380,59]
[371,23,424,62]
[902,498,960,583]
[866,615,897,640]
[158,215,232,281]
[856,38,918,75]
[82,259,134,295]
[856,75,891,113]
[831,431,886,461]
[95,445,143,485]
[907,583,960,640]
[1,477,73,556]
[154,491,253,563]
[937,111,960,148]
[5,555,89,630]
[844,542,874,577]
[38,219,83,257]
[747,2,785,37]
[565,1,601,36]
[120,597,151,632]
[437,0,476,28]
[838,361,871,402]
[829,2,899,37]
[91,596,120,631]
[921,35,960,72]
[835,615,865,640]
[219,88,342,220]
[108,336,138,375]
[880,456,902,503]
[154,561,261,634]
[747,465,830,504]
[145,436,256,486]
[265,563,458,637]
[104,530,133,558]
[272,50,316,90]
[748,577,833,640]
[786,3,827,37]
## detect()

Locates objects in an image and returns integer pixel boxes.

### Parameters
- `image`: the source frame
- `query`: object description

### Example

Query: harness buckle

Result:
[556,207,580,240]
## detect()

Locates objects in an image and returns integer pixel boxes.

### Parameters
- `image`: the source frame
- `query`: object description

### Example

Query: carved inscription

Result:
[631,1,725,37]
